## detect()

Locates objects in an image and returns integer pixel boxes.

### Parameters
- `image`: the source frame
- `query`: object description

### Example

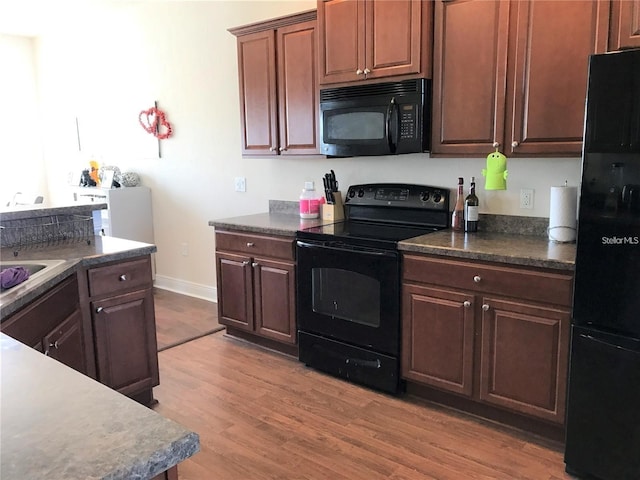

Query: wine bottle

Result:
[464,176,479,232]
[451,177,464,231]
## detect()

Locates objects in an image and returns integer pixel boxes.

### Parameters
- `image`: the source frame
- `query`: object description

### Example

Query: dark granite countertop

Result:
[399,230,576,271]
[1,236,157,319]
[209,212,576,271]
[0,332,199,479]
[209,212,332,236]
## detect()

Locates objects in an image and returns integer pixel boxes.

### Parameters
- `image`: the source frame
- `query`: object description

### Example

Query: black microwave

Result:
[319,78,430,157]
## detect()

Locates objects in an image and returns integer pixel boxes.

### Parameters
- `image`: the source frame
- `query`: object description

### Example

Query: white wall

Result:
[3,1,582,300]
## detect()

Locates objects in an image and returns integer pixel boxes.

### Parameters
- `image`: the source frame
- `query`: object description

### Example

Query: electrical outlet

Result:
[520,189,534,209]
[234,177,246,192]
[180,242,189,256]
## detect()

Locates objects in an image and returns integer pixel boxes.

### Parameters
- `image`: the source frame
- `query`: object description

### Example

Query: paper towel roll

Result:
[548,185,577,243]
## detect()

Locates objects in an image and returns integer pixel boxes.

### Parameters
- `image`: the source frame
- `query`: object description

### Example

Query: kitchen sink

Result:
[0,259,67,293]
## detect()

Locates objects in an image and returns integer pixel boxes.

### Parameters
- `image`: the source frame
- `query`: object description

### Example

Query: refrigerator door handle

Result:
[580,333,639,355]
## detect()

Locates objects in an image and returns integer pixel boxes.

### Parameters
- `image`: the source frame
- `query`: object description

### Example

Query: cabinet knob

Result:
[492,142,500,148]
[279,147,287,152]
[511,141,519,148]
[363,68,371,75]
[463,300,471,308]
[242,260,250,266]
[252,262,259,267]
[269,146,276,152]
[482,304,490,311]
[96,306,104,313]
[49,341,59,350]
[246,242,254,247]
[473,275,482,283]
[119,274,127,281]
[356,69,363,75]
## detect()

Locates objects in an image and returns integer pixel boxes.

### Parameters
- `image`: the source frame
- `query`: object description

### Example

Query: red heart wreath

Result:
[139,106,173,140]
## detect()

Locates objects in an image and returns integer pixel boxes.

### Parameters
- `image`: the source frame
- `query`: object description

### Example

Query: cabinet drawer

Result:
[403,255,573,307]
[88,256,152,297]
[215,231,294,260]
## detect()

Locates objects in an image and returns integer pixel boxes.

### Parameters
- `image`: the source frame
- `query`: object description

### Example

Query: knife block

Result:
[322,191,344,221]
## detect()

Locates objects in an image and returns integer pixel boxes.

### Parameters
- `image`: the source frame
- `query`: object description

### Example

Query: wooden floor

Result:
[153,288,222,351]
[152,292,574,480]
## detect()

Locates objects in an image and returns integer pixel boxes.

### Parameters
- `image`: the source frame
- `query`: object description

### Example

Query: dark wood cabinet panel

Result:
[431,0,509,155]
[254,257,296,344]
[506,0,610,156]
[479,297,570,424]
[231,11,318,156]
[236,30,278,155]
[609,0,640,50]
[215,231,297,346]
[92,288,159,397]
[402,284,474,396]
[44,309,87,374]
[318,0,430,85]
[216,252,254,331]
[431,0,609,157]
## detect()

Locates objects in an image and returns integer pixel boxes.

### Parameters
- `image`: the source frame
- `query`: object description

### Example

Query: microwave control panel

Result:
[399,104,417,139]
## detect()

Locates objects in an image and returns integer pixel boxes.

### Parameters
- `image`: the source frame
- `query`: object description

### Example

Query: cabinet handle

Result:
[356,69,363,75]
[96,306,104,313]
[511,141,519,148]
[252,262,259,267]
[49,341,59,350]
[119,274,127,281]
[279,147,287,152]
[269,146,275,151]
[246,242,255,247]
[363,68,371,75]
[492,141,500,148]
[242,260,250,266]
[482,304,490,311]
[463,300,471,308]
[473,275,482,283]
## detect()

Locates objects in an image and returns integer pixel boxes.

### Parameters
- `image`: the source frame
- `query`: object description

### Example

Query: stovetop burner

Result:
[297,183,450,249]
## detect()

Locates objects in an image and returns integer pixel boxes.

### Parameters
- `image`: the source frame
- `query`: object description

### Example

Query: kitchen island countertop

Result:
[209,212,575,271]
[0,332,199,480]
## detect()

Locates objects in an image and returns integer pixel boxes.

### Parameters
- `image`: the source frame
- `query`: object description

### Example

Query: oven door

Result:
[296,239,400,356]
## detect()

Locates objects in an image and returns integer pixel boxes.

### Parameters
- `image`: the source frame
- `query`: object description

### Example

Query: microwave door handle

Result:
[386,97,397,154]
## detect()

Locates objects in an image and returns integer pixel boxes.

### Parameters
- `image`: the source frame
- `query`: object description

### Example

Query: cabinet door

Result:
[431,0,510,155]
[479,296,570,424]
[92,289,159,396]
[237,30,278,155]
[609,0,640,50]
[216,252,254,332]
[44,309,87,375]
[506,0,609,156]
[364,0,423,80]
[253,257,296,344]
[277,20,319,155]
[318,0,363,85]
[402,284,475,396]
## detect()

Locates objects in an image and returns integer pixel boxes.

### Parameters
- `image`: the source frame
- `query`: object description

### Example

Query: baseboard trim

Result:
[153,274,217,302]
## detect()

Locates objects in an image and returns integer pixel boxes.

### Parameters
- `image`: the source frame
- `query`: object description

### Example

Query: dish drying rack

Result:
[1,215,93,255]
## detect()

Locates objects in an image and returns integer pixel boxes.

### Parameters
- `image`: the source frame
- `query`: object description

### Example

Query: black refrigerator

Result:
[564,49,640,479]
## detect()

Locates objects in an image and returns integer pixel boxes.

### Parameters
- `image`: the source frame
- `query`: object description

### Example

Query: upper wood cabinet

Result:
[230,11,319,156]
[431,0,610,157]
[609,0,640,50]
[318,0,433,85]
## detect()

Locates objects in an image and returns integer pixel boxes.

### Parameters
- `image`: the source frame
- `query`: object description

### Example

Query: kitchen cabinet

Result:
[402,254,572,424]
[431,0,609,157]
[215,230,296,346]
[609,0,640,50]
[230,11,319,156]
[86,256,159,405]
[318,0,432,85]
[1,274,90,376]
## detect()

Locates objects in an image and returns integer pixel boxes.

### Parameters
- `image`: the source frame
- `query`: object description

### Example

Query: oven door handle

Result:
[296,240,397,258]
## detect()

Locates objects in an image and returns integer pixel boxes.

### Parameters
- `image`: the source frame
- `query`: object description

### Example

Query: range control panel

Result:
[345,183,449,211]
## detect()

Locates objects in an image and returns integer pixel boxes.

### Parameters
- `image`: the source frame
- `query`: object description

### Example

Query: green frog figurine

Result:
[482,150,508,190]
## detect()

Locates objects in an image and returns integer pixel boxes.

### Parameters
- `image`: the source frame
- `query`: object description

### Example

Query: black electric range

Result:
[295,183,449,394]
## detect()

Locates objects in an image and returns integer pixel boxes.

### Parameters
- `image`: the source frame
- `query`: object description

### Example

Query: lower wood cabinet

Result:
[402,254,572,424]
[86,256,159,404]
[215,230,296,345]
[1,274,90,375]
